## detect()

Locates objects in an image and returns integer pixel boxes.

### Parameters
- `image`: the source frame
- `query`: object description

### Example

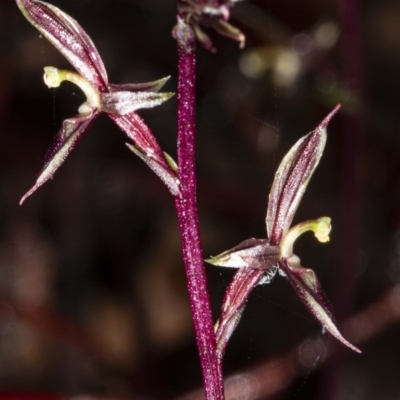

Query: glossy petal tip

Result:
[319,103,342,130]
[19,184,40,205]
[341,338,362,354]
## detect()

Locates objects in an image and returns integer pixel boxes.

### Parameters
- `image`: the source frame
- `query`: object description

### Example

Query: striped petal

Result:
[20,109,99,205]
[109,76,171,93]
[206,238,279,269]
[266,105,341,245]
[279,258,361,353]
[16,0,108,92]
[215,267,269,358]
[101,91,174,116]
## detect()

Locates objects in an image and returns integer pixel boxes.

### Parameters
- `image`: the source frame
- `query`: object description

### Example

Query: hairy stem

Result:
[173,16,225,400]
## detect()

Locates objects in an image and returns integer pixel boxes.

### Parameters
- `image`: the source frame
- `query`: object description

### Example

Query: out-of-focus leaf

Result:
[215,267,266,357]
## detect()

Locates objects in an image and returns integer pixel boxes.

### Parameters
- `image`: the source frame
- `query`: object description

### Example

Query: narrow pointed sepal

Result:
[108,113,166,162]
[215,304,245,359]
[215,267,267,358]
[279,258,361,353]
[208,238,280,358]
[177,0,246,51]
[20,109,99,205]
[111,110,181,195]
[206,238,279,269]
[101,91,174,116]
[266,104,341,245]
[126,143,180,196]
[109,76,171,93]
[16,0,108,92]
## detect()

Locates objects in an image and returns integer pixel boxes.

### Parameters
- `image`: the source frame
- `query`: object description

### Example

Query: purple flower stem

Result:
[173,17,225,400]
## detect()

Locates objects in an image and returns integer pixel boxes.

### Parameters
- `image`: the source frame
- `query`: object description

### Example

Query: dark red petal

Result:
[215,262,279,358]
[208,240,280,357]
[215,267,267,358]
[126,144,180,196]
[206,238,279,269]
[208,242,279,358]
[109,76,171,93]
[16,0,108,92]
[109,113,179,192]
[101,91,174,116]
[279,258,361,353]
[266,105,341,245]
[108,113,165,161]
[20,110,99,205]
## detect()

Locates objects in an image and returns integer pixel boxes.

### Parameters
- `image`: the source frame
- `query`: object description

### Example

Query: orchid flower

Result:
[17,0,179,205]
[177,0,245,52]
[207,104,361,359]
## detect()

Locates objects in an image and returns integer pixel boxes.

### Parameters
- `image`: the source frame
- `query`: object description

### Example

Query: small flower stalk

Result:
[177,0,245,52]
[207,104,361,360]
[17,0,179,204]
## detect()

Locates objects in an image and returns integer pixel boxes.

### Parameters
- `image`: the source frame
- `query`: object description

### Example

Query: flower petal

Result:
[208,239,280,358]
[206,238,279,269]
[126,144,180,196]
[108,113,166,161]
[215,267,268,358]
[266,105,341,245]
[101,91,174,116]
[20,109,99,205]
[109,76,171,93]
[16,0,108,92]
[279,258,361,353]
[109,112,181,193]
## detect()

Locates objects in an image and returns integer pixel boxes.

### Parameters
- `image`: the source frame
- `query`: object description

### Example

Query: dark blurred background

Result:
[1,0,400,399]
